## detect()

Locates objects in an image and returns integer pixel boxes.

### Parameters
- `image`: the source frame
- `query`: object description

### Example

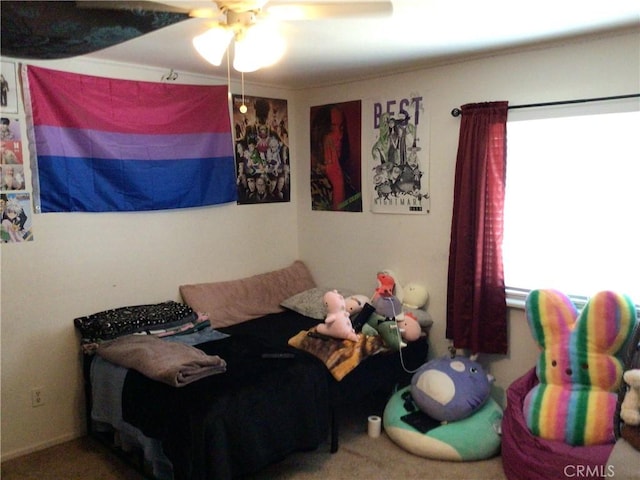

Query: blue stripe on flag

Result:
[37,155,238,212]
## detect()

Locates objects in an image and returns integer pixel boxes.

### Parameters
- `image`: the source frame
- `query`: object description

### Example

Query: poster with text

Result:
[310,100,362,212]
[232,94,289,204]
[370,94,430,214]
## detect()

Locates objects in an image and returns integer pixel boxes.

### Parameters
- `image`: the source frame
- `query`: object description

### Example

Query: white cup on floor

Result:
[368,415,382,438]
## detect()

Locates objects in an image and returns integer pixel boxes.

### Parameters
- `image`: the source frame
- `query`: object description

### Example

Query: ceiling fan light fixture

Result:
[232,35,262,72]
[193,27,234,66]
[232,22,285,72]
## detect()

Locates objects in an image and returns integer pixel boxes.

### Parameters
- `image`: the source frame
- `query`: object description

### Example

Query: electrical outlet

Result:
[31,387,45,407]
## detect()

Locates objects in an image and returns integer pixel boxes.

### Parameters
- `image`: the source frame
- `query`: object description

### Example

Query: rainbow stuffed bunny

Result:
[523,289,638,445]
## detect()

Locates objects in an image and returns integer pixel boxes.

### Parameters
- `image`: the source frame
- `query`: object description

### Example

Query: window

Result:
[503,99,640,306]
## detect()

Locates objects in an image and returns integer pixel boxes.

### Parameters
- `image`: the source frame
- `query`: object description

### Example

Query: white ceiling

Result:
[85,0,640,88]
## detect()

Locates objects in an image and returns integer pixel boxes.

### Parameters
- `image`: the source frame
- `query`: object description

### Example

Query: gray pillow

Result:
[281,287,355,319]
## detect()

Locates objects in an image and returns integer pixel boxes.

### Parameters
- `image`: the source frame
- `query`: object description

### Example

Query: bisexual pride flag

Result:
[25,66,236,212]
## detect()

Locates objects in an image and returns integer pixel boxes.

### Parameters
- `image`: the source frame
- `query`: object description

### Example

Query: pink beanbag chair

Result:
[502,369,613,480]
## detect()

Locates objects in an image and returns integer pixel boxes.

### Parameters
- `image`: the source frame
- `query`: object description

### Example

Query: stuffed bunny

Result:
[523,289,637,445]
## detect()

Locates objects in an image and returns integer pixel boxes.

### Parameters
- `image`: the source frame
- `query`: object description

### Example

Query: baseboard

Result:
[1,432,82,462]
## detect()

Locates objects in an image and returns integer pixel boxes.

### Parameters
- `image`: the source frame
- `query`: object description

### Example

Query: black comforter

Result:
[121,311,428,479]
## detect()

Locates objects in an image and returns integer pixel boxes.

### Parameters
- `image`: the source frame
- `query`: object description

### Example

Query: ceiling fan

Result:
[79,1,394,72]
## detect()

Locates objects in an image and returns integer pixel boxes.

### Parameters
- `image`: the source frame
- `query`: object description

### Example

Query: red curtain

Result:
[446,101,509,354]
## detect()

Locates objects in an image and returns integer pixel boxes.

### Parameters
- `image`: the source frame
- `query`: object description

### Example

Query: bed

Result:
[77,261,430,480]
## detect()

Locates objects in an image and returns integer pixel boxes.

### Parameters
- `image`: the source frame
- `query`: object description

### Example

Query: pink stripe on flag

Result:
[27,66,230,135]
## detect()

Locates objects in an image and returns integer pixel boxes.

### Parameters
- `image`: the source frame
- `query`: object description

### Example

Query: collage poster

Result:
[2,74,34,242]
[370,94,430,214]
[232,94,290,204]
[310,100,362,212]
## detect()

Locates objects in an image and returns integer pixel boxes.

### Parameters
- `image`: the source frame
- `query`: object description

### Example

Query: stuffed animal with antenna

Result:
[523,289,638,445]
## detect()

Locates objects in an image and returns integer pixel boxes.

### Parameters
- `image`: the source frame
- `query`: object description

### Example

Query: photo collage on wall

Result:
[1,61,34,242]
[232,94,290,204]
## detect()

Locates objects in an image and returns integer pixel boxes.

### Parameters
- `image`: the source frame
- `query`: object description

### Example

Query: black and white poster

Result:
[370,94,430,214]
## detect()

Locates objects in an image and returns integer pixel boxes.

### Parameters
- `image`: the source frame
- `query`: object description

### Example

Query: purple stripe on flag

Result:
[33,126,233,161]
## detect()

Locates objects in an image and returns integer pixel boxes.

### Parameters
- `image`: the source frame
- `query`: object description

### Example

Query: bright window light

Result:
[503,103,640,304]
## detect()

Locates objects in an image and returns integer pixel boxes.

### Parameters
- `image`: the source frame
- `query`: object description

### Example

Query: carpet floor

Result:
[2,401,507,480]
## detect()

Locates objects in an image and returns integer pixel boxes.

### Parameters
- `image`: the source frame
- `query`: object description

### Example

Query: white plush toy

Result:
[620,369,640,426]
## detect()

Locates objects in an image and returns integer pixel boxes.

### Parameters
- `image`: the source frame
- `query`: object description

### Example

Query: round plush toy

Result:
[316,290,358,342]
[396,312,422,342]
[401,282,432,330]
[411,355,493,422]
[403,282,429,309]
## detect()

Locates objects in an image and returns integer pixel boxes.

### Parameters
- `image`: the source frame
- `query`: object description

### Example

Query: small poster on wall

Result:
[1,192,34,243]
[1,117,26,191]
[310,100,363,212]
[232,94,290,204]
[1,61,19,114]
[369,93,430,214]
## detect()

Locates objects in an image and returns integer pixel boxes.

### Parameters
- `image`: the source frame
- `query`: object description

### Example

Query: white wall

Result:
[293,31,639,404]
[0,58,299,459]
[1,29,638,461]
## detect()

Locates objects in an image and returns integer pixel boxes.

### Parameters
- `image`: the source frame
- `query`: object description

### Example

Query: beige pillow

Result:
[179,261,316,328]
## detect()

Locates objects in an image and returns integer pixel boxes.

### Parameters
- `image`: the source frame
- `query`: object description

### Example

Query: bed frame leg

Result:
[330,408,339,453]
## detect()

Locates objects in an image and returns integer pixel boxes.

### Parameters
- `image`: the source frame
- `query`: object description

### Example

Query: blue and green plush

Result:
[383,386,503,461]
[362,312,405,350]
[410,355,493,422]
[523,289,638,446]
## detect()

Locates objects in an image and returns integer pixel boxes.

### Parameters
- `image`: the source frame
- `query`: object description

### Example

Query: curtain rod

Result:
[450,93,640,117]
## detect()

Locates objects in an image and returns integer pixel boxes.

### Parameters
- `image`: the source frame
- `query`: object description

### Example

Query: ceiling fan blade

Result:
[74,1,190,13]
[76,1,225,20]
[264,1,393,20]
[2,1,189,59]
